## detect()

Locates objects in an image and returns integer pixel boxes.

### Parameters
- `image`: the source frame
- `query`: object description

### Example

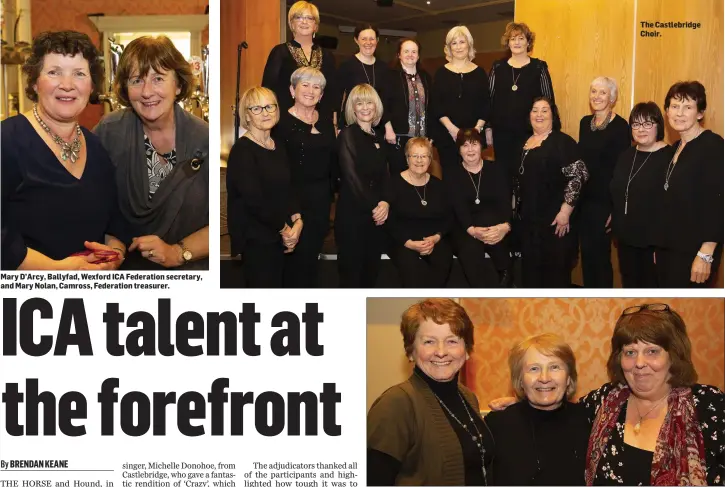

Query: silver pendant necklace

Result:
[511,65,522,91]
[33,103,82,163]
[407,171,428,206]
[464,161,483,204]
[432,390,488,483]
[664,146,682,191]
[518,149,530,175]
[624,148,653,215]
[360,59,376,88]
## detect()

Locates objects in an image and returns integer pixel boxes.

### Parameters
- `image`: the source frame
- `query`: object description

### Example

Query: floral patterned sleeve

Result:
[692,384,725,485]
[578,382,619,424]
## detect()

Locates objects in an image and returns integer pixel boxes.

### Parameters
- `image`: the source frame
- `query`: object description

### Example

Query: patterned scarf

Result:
[585,384,707,485]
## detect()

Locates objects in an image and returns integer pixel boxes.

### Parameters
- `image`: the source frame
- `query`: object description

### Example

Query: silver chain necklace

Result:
[624,148,653,215]
[590,111,613,131]
[246,130,274,150]
[464,161,483,204]
[33,104,82,163]
[518,149,530,175]
[406,171,428,206]
[360,59,376,88]
[432,390,488,483]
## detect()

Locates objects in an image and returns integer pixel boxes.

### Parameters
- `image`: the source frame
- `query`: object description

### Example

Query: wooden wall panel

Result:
[514,0,635,137]
[460,298,725,407]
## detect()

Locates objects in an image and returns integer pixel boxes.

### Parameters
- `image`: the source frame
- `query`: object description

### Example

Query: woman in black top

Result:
[577,77,631,288]
[430,25,490,172]
[514,97,588,288]
[385,38,432,175]
[262,1,338,124]
[655,81,723,287]
[447,129,512,287]
[489,22,554,188]
[272,67,336,287]
[610,102,672,288]
[387,137,453,288]
[335,84,391,287]
[226,87,302,287]
[337,24,392,138]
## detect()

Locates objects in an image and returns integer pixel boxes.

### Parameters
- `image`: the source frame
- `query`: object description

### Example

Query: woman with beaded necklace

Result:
[1,31,125,270]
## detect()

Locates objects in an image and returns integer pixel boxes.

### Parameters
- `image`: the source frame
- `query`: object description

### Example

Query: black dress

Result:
[610,145,673,287]
[262,40,338,122]
[226,136,300,287]
[273,111,336,287]
[1,115,122,270]
[513,131,588,288]
[446,161,511,287]
[386,67,433,175]
[488,57,555,184]
[484,401,590,485]
[337,56,392,125]
[334,124,390,287]
[577,114,631,288]
[430,66,491,170]
[653,130,723,287]
[386,173,453,287]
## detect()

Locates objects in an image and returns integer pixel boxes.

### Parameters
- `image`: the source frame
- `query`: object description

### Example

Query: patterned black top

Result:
[145,134,177,198]
[580,382,725,485]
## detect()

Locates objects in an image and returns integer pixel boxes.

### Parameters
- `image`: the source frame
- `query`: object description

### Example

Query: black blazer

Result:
[387,66,432,136]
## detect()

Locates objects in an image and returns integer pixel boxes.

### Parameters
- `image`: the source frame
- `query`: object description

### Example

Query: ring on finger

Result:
[148,249,154,258]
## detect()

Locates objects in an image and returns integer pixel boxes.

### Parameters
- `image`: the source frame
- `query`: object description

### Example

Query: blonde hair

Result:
[444,25,476,62]
[288,1,320,32]
[508,333,578,401]
[290,66,327,91]
[239,86,279,130]
[344,83,383,126]
[405,137,433,157]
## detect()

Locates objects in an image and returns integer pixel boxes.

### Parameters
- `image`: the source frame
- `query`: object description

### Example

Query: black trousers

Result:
[655,246,722,288]
[450,229,505,287]
[390,238,454,287]
[579,200,613,288]
[617,243,658,288]
[335,213,385,288]
[492,127,527,191]
[283,207,329,288]
[520,222,576,288]
[243,240,285,288]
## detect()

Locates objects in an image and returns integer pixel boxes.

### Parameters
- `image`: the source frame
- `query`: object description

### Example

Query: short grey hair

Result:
[591,76,619,104]
[290,66,327,91]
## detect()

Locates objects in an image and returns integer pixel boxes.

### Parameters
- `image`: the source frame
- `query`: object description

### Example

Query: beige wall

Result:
[416,19,512,59]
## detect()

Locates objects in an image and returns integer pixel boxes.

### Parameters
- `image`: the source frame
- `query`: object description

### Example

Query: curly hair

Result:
[22,31,105,102]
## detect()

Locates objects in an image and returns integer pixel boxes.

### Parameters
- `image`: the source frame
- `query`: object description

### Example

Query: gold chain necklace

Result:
[33,104,82,163]
[631,394,668,434]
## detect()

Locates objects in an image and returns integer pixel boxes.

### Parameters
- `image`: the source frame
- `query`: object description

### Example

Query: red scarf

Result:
[585,384,707,485]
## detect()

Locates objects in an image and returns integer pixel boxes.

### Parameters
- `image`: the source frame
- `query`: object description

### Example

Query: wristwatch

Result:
[178,240,193,263]
[697,251,714,264]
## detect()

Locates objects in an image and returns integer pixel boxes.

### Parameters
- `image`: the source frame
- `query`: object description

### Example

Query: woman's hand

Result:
[58,255,116,271]
[282,219,303,252]
[448,125,460,141]
[480,223,510,245]
[691,256,712,284]
[129,235,182,268]
[488,396,518,411]
[373,201,389,225]
[605,214,612,234]
[485,127,493,147]
[83,241,124,270]
[384,123,397,145]
[552,203,573,238]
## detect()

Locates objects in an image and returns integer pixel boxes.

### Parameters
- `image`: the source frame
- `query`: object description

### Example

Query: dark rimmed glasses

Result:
[247,104,278,115]
[631,121,655,130]
[621,303,670,315]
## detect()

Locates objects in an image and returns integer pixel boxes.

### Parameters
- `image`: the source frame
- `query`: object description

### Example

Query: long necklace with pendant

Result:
[465,161,483,204]
[624,148,653,215]
[360,59,376,88]
[33,103,82,163]
[632,394,668,434]
[407,171,428,206]
[511,65,522,91]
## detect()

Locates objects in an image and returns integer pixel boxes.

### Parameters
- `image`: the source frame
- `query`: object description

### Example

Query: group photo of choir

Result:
[366,297,725,485]
[1,1,210,270]
[221,0,724,288]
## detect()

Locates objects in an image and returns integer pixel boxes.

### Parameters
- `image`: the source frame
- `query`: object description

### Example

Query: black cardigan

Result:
[386,66,433,136]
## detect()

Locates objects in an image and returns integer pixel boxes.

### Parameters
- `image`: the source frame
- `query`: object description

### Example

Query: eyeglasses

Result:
[407,154,431,161]
[631,121,655,129]
[293,14,316,22]
[621,303,670,315]
[247,104,278,115]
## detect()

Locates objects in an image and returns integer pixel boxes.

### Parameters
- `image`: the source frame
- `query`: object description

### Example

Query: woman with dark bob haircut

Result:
[368,298,495,485]
[94,35,209,270]
[580,303,724,485]
[446,128,512,287]
[1,31,126,270]
[514,96,589,287]
[654,81,723,287]
[610,102,673,287]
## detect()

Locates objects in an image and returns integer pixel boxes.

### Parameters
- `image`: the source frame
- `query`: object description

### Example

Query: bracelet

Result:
[697,251,714,264]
